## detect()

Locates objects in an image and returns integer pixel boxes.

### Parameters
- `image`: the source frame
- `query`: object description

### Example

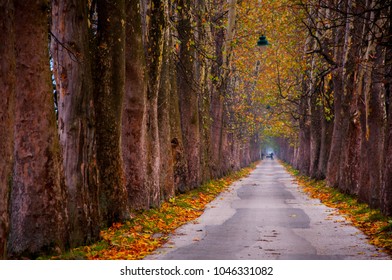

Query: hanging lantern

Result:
[257,35,270,47]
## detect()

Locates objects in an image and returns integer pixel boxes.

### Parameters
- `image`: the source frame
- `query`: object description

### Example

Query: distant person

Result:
[270,152,274,160]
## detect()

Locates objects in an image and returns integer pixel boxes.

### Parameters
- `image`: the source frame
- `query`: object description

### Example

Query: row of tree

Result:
[0,0,261,259]
[277,0,392,216]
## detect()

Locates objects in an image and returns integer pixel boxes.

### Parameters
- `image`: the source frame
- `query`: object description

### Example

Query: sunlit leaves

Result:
[228,0,307,143]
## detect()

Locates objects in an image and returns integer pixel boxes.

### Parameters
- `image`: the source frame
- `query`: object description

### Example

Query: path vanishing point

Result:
[146,160,390,260]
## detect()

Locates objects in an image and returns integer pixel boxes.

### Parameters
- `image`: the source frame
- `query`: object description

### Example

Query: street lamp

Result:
[257,35,270,47]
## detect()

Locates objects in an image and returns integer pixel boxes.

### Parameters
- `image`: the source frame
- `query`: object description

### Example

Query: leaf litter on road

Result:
[52,163,257,260]
[282,161,392,256]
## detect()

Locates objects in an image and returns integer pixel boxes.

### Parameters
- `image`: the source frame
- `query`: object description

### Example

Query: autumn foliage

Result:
[55,165,256,260]
[283,162,392,254]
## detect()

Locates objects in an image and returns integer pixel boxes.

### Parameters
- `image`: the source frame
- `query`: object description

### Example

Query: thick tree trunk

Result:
[381,4,392,216]
[51,0,100,247]
[158,1,177,201]
[158,36,175,201]
[296,93,311,175]
[123,0,149,209]
[210,0,238,177]
[317,114,333,179]
[337,0,363,194]
[9,0,69,258]
[358,46,385,207]
[168,11,188,193]
[327,0,348,187]
[0,0,15,259]
[309,93,322,178]
[95,0,129,226]
[177,0,201,189]
[144,0,164,207]
[383,98,392,215]
[358,2,387,208]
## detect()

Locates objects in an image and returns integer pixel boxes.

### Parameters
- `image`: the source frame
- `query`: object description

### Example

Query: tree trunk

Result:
[356,1,388,209]
[317,113,333,179]
[168,3,188,193]
[327,0,348,187]
[51,0,100,247]
[210,0,226,178]
[158,1,176,201]
[95,0,129,226]
[9,0,69,258]
[0,0,15,259]
[123,0,149,210]
[144,0,165,207]
[309,93,322,178]
[177,0,201,189]
[381,4,392,216]
[337,0,363,194]
[296,92,311,175]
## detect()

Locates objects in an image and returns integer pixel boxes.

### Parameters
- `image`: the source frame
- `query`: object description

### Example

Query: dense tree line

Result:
[0,0,260,259]
[278,0,392,216]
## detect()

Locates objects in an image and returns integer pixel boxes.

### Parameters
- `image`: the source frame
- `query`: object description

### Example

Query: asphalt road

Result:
[146,160,390,260]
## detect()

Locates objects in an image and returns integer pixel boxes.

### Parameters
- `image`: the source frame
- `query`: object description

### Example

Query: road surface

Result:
[146,160,390,260]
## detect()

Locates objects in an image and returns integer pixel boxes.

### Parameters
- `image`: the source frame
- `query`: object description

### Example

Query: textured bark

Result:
[210,0,226,178]
[384,99,392,215]
[309,94,322,178]
[168,13,188,193]
[296,93,311,175]
[317,114,333,178]
[326,0,348,187]
[123,0,149,209]
[144,0,165,207]
[381,4,392,215]
[95,0,129,226]
[177,0,201,189]
[9,0,69,258]
[51,0,100,247]
[358,47,385,206]
[0,0,15,259]
[158,2,176,201]
[337,0,362,194]
[169,71,189,193]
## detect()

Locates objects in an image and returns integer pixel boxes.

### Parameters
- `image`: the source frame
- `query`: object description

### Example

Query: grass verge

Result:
[281,161,392,255]
[50,163,257,260]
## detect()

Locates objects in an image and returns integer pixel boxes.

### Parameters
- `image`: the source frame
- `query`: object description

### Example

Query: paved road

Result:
[146,160,390,260]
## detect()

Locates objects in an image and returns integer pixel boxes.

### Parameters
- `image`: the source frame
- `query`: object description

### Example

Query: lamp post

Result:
[257,35,270,47]
[257,35,270,55]
[256,35,270,160]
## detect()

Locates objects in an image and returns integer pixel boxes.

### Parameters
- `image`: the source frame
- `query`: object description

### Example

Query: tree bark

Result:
[0,0,15,259]
[9,0,69,258]
[177,0,201,189]
[337,0,363,194]
[309,92,322,178]
[381,3,392,216]
[95,0,129,226]
[327,0,349,187]
[296,92,311,175]
[168,2,188,193]
[51,0,100,247]
[144,0,165,207]
[158,0,176,201]
[209,0,227,178]
[123,0,149,210]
